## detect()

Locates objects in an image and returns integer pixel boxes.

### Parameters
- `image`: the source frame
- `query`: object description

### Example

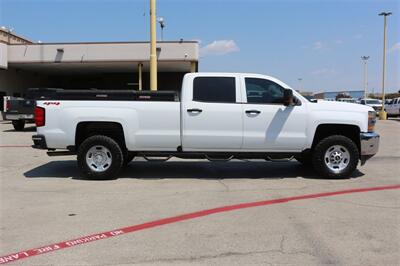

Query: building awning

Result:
[6,41,198,74]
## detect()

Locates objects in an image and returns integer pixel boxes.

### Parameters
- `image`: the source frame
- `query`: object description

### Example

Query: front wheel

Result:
[77,135,123,180]
[312,135,359,178]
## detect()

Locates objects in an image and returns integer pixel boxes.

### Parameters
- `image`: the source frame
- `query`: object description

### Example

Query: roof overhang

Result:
[7,41,199,74]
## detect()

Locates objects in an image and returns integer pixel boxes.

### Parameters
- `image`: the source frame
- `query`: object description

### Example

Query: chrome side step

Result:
[265,156,295,162]
[142,155,172,162]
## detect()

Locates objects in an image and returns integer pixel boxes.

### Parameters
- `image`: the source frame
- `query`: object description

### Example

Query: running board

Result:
[265,156,295,162]
[47,151,76,156]
[142,155,172,162]
[205,155,234,162]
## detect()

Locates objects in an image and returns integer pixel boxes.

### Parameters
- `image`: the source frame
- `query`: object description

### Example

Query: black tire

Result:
[312,135,359,178]
[77,135,123,180]
[123,152,135,167]
[12,120,25,131]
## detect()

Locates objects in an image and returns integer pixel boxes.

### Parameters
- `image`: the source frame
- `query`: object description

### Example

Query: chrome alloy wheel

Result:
[86,145,112,172]
[324,145,350,173]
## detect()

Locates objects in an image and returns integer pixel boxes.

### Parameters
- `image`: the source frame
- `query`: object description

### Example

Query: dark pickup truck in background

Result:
[3,88,62,131]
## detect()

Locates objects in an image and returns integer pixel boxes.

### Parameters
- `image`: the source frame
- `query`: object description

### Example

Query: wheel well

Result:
[75,122,126,151]
[312,124,360,152]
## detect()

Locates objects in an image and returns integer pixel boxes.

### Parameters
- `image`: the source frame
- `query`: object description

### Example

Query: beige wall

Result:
[0,43,7,69]
[8,42,198,63]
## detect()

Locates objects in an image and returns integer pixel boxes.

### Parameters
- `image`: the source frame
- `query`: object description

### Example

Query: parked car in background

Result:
[3,96,35,131]
[3,88,61,131]
[385,99,393,105]
[337,98,357,103]
[360,98,382,114]
[385,97,400,117]
[303,95,318,103]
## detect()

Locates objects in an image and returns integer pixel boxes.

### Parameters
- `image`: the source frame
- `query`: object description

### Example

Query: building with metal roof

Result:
[0,30,199,98]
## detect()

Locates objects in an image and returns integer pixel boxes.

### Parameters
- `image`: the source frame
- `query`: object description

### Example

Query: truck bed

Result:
[46,90,179,102]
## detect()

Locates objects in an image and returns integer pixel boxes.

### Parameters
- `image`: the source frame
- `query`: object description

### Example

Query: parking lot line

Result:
[0,145,31,148]
[0,184,399,265]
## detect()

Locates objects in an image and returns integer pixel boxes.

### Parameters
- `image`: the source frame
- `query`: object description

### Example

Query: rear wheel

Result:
[12,120,25,131]
[77,135,123,180]
[312,135,359,178]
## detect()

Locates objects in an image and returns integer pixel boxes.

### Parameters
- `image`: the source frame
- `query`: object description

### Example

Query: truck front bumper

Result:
[32,135,48,150]
[360,132,380,165]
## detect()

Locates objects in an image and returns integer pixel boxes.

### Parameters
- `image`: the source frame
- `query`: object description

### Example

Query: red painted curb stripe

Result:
[0,145,31,148]
[1,184,399,264]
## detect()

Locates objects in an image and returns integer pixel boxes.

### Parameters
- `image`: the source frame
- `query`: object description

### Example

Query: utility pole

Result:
[361,56,370,99]
[378,12,392,120]
[150,0,157,91]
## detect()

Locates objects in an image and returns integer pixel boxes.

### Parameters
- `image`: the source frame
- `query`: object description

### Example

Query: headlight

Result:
[368,111,376,132]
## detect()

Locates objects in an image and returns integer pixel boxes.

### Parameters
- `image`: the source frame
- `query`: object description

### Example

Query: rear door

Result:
[182,75,243,151]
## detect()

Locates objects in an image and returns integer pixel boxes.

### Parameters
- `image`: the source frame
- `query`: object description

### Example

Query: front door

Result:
[241,77,307,151]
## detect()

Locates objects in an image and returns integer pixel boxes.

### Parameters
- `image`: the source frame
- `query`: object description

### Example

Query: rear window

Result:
[193,77,236,103]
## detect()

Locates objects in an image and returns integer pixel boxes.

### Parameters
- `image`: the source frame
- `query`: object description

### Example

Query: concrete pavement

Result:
[0,119,399,265]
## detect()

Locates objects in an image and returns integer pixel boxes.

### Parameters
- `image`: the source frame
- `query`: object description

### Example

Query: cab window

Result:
[193,77,236,103]
[245,78,284,104]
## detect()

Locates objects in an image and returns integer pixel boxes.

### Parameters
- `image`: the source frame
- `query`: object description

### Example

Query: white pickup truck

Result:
[32,73,379,179]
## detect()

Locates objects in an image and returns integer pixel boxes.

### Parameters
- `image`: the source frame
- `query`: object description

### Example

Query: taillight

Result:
[6,101,11,112]
[34,106,45,127]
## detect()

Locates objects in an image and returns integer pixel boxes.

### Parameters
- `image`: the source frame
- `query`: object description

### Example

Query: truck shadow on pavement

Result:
[3,125,36,132]
[24,160,364,180]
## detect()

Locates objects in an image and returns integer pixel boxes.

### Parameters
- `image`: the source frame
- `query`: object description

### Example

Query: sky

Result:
[0,0,399,93]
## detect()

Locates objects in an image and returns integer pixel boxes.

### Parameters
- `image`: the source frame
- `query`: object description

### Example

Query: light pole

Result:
[158,17,165,41]
[378,12,392,120]
[361,56,369,99]
[150,0,157,91]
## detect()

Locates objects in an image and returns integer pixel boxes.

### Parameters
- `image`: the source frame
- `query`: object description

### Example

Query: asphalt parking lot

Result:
[0,119,399,265]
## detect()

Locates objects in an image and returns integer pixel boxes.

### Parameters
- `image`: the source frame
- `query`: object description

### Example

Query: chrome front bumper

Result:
[360,132,380,165]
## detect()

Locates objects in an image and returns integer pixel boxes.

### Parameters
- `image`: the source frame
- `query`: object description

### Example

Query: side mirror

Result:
[283,89,294,106]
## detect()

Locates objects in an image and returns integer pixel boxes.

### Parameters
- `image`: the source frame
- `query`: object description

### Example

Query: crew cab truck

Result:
[32,73,379,180]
